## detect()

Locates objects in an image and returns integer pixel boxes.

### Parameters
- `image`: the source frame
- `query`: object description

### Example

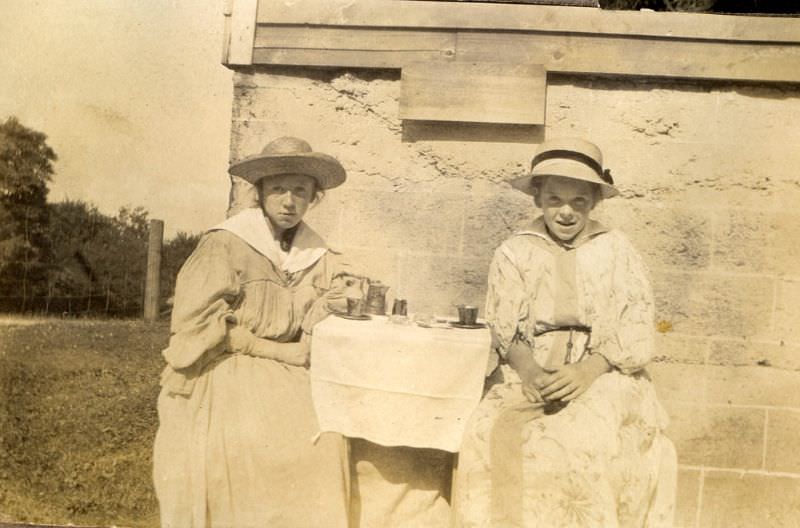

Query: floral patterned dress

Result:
[153,209,350,528]
[453,217,676,528]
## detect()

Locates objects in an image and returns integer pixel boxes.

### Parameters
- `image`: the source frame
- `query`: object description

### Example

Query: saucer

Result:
[336,313,372,321]
[449,321,486,330]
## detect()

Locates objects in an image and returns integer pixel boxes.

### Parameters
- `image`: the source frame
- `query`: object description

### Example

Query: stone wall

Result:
[229,68,800,526]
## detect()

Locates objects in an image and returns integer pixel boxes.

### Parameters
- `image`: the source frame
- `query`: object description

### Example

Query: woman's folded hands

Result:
[538,353,612,402]
[226,325,310,367]
[507,338,612,404]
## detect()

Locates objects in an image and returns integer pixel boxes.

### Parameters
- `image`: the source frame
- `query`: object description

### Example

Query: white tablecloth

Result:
[310,315,491,453]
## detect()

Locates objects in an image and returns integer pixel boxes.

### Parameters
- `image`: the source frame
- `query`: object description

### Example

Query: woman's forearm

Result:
[248,339,304,359]
[506,341,544,381]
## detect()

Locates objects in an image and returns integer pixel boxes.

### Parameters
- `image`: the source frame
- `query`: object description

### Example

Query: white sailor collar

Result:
[515,216,609,250]
[209,207,328,274]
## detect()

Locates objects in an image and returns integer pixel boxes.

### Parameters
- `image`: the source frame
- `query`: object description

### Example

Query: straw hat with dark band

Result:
[510,137,619,199]
[229,136,346,190]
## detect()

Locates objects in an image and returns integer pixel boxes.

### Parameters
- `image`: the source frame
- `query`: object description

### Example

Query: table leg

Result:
[449,452,460,528]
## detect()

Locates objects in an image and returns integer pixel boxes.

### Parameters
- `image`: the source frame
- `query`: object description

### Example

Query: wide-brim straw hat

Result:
[510,137,619,199]
[229,136,346,190]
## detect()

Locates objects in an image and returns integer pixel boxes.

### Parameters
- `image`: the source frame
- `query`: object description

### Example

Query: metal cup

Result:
[456,305,478,326]
[392,299,408,316]
[347,297,365,317]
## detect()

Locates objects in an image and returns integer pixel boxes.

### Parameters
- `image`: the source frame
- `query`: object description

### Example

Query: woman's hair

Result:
[530,176,603,207]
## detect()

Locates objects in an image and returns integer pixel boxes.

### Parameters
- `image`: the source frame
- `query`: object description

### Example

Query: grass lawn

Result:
[0,317,169,527]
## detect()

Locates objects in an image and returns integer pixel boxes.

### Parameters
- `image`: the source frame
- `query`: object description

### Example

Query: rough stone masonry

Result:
[228,68,800,526]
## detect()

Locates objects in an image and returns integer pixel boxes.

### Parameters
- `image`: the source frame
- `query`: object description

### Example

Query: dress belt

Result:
[533,324,591,337]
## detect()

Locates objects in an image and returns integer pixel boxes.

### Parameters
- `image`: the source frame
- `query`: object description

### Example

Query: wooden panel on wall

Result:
[257,0,800,43]
[399,61,546,125]
[253,26,456,67]
[456,31,800,83]
[241,0,800,83]
[250,24,800,83]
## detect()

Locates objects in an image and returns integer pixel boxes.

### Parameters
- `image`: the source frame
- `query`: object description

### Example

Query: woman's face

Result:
[536,176,598,243]
[259,173,316,234]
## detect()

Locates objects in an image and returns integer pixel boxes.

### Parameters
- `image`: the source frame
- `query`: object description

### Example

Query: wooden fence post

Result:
[143,219,164,322]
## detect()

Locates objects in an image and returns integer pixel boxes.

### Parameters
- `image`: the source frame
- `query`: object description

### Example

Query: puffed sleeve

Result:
[485,242,531,358]
[160,232,240,393]
[592,233,655,374]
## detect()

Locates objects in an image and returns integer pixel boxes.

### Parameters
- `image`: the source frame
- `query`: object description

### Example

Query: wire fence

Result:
[0,294,144,318]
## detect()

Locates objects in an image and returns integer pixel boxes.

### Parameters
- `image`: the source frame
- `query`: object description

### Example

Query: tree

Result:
[161,231,200,304]
[0,117,56,307]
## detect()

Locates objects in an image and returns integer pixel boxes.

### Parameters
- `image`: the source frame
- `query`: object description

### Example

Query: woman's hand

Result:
[325,273,369,314]
[505,339,547,407]
[226,325,310,367]
[274,337,310,367]
[539,354,611,402]
[519,365,547,407]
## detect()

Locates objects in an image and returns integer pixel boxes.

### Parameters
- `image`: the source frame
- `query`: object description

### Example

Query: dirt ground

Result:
[0,317,168,527]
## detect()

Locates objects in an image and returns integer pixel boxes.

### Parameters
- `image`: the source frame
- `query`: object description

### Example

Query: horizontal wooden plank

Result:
[456,31,800,83]
[400,62,546,124]
[250,25,800,83]
[256,0,800,44]
[255,25,455,53]
[253,48,454,68]
[253,25,455,67]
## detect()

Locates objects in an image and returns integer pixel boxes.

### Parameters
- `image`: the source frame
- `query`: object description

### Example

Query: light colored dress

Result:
[453,217,676,528]
[153,208,349,528]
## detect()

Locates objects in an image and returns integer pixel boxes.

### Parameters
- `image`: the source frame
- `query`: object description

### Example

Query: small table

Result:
[310,314,491,452]
[310,314,491,527]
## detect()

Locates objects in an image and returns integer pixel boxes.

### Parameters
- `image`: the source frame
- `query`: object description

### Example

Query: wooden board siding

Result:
[223,0,800,84]
[399,62,547,124]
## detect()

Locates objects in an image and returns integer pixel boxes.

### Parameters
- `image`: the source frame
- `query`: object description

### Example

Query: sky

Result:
[0,0,234,237]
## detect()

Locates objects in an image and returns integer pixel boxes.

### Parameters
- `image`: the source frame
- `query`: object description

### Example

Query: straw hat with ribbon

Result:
[228,136,346,190]
[509,138,619,199]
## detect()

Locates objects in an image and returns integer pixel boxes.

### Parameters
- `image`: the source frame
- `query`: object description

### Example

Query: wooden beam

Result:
[226,0,259,65]
[400,62,546,125]
[251,25,800,83]
[456,31,800,83]
[257,0,800,44]
[254,25,455,67]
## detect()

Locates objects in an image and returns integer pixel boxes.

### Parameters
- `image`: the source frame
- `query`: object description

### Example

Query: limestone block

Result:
[700,471,800,527]
[774,279,800,344]
[600,140,717,204]
[397,255,490,316]
[774,177,800,211]
[663,402,764,469]
[651,272,775,337]
[675,469,701,528]
[716,87,800,149]
[462,189,536,259]
[708,339,800,370]
[338,190,465,255]
[590,84,718,145]
[541,81,600,139]
[713,210,800,275]
[653,334,708,364]
[335,246,401,296]
[234,71,402,125]
[598,202,712,270]
[765,409,800,475]
[649,363,706,404]
[710,141,797,202]
[705,365,800,408]
[302,189,345,246]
